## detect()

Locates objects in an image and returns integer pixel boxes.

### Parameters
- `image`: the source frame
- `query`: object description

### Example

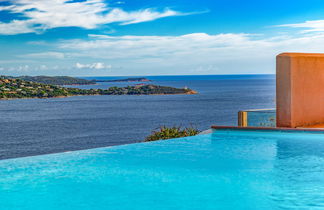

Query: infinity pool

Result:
[1,130,324,210]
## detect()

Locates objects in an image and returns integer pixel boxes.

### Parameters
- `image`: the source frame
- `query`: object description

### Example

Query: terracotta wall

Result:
[277,53,324,127]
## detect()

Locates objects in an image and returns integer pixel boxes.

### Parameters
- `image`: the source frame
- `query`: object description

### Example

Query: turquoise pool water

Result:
[1,130,324,210]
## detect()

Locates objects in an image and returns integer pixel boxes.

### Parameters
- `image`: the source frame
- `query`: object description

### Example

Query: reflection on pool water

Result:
[0,130,324,210]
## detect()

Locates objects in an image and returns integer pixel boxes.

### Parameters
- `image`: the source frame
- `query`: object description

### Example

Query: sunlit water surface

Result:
[0,130,324,209]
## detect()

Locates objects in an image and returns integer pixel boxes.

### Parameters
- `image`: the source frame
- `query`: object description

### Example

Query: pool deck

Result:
[211,125,324,132]
[300,123,324,129]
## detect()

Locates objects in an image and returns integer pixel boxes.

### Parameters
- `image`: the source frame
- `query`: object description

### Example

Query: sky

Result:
[1,0,324,76]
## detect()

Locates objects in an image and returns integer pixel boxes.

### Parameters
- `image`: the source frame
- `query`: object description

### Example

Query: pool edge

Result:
[211,125,324,133]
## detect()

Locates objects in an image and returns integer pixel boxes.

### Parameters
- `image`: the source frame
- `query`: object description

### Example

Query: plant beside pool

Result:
[145,126,200,142]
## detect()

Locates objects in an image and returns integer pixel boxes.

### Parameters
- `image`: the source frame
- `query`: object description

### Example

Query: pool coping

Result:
[211,125,324,133]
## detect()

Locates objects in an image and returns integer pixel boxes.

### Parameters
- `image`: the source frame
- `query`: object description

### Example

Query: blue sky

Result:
[1,0,324,76]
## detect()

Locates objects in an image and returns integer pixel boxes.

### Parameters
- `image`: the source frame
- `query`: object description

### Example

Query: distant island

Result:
[0,77,197,100]
[4,76,96,86]
[92,77,151,83]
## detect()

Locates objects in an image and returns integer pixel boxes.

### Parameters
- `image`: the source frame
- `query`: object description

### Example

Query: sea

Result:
[0,75,275,160]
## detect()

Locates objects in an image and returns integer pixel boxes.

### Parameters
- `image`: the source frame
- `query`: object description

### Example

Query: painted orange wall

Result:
[277,53,324,128]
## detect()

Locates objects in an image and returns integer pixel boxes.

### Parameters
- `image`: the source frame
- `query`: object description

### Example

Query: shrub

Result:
[144,126,200,142]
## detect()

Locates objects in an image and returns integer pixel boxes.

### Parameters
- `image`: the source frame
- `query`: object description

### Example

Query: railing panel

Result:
[238,109,276,127]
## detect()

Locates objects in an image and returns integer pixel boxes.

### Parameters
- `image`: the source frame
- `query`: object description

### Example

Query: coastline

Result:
[0,75,275,160]
[1,77,196,100]
[0,91,198,101]
[63,83,97,86]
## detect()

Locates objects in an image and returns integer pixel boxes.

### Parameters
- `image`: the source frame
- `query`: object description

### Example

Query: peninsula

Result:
[0,77,197,100]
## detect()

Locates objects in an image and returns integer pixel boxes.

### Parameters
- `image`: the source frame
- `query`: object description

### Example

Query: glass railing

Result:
[238,109,276,127]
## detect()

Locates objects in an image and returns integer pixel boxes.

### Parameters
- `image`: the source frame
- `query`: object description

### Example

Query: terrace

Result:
[236,53,324,130]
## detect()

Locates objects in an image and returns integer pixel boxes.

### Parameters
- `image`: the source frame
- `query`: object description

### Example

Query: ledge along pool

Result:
[1,129,324,210]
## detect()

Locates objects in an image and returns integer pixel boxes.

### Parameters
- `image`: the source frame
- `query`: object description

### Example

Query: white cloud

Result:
[75,62,112,70]
[57,32,324,74]
[192,65,219,73]
[22,52,65,59]
[118,8,178,25]
[60,33,269,63]
[39,65,48,70]
[1,64,50,72]
[0,0,185,35]
[88,34,113,39]
[0,20,35,35]
[5,65,31,73]
[279,20,324,33]
[115,1,125,5]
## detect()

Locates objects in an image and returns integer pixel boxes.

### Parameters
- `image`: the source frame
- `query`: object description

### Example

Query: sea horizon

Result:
[80,73,275,78]
[81,74,275,81]
[0,75,275,160]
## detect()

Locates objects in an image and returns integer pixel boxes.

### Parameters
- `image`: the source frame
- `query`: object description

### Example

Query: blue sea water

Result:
[0,75,275,160]
[1,130,324,210]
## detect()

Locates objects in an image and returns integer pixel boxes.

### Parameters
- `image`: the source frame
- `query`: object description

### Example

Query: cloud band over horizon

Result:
[1,0,324,76]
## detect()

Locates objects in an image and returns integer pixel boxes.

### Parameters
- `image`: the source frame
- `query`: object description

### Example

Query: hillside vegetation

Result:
[5,76,95,85]
[0,77,197,99]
